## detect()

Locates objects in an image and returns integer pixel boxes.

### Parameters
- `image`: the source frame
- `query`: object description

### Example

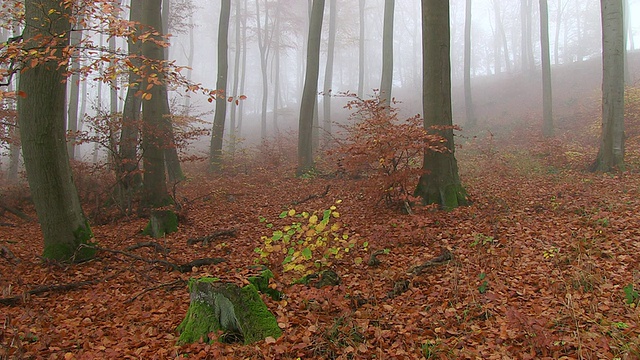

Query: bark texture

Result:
[210,0,231,171]
[415,0,467,210]
[18,0,94,261]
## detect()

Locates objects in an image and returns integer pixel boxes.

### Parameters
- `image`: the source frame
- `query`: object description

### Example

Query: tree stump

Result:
[176,278,282,344]
[142,210,178,238]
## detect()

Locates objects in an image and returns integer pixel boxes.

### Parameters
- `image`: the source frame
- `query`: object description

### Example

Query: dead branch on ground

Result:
[187,229,237,246]
[291,185,331,206]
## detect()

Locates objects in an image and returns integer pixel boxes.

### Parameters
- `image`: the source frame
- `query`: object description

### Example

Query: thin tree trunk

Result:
[298,0,325,175]
[228,0,242,155]
[322,0,337,147]
[358,0,365,97]
[540,0,554,137]
[493,0,511,73]
[184,10,195,116]
[67,16,82,160]
[256,0,270,140]
[272,4,281,134]
[380,0,395,109]
[210,0,231,171]
[237,0,248,136]
[464,0,475,127]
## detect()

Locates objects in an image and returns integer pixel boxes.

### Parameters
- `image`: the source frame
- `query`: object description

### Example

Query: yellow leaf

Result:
[309,215,318,224]
[332,211,340,218]
[331,223,341,232]
[315,223,326,232]
[288,209,296,216]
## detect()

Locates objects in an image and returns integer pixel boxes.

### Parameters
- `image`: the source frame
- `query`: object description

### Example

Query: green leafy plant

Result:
[255,200,361,279]
[471,233,494,247]
[623,284,639,305]
[478,273,489,294]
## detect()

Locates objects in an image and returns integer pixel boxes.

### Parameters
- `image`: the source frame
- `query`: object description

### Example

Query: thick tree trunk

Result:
[66,17,82,160]
[380,0,394,110]
[210,0,231,172]
[298,0,325,175]
[18,0,94,261]
[592,0,625,172]
[322,0,337,147]
[464,0,475,127]
[415,0,467,210]
[141,0,171,208]
[540,0,554,137]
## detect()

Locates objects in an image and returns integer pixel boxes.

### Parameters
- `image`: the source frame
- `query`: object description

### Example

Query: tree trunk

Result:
[256,0,270,140]
[623,0,630,84]
[237,0,248,137]
[18,0,94,262]
[380,0,395,111]
[540,0,554,137]
[298,0,325,175]
[228,0,242,155]
[272,4,281,134]
[358,0,365,97]
[322,0,337,147]
[415,0,467,210]
[492,0,511,73]
[67,17,82,160]
[591,0,625,172]
[210,0,231,172]
[141,0,171,208]
[119,0,143,191]
[464,0,476,127]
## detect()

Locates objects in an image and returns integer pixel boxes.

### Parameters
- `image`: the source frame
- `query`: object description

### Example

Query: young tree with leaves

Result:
[298,0,325,175]
[18,0,94,261]
[415,0,467,209]
[591,0,625,172]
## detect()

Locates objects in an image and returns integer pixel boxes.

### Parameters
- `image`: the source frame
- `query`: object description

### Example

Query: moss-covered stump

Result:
[143,210,178,238]
[177,278,282,344]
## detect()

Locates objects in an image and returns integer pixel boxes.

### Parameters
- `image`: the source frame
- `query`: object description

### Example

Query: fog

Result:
[4,0,640,163]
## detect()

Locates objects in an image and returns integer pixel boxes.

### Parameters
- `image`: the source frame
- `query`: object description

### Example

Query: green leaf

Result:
[279,211,288,218]
[302,247,312,260]
[272,230,283,241]
[282,255,293,265]
[623,284,639,304]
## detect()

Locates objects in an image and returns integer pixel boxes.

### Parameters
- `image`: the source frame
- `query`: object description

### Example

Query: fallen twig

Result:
[125,279,186,304]
[187,229,237,246]
[125,241,170,254]
[407,247,453,276]
[291,185,331,206]
[0,245,20,264]
[0,201,34,222]
[0,270,123,306]
[95,246,225,273]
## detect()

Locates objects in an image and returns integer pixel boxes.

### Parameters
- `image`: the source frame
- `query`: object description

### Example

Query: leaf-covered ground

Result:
[3,60,640,358]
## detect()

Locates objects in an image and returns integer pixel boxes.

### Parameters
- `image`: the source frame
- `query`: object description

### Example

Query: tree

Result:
[415,0,467,209]
[358,0,365,97]
[298,0,325,175]
[210,0,231,171]
[491,0,511,73]
[119,0,144,190]
[18,0,94,261]
[380,0,395,111]
[66,12,82,160]
[228,0,242,155]
[322,0,337,147]
[141,0,172,207]
[540,0,554,137]
[591,0,625,172]
[464,0,476,127]
[255,0,272,140]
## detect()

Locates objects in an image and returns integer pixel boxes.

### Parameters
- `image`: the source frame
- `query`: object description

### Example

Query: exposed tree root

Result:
[187,229,237,246]
[291,185,330,205]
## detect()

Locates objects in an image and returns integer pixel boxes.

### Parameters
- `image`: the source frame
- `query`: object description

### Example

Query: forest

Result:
[1,0,640,358]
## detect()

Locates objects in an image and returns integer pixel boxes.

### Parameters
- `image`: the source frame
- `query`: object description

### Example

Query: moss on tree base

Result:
[142,210,178,238]
[42,221,96,262]
[414,182,468,210]
[177,278,282,345]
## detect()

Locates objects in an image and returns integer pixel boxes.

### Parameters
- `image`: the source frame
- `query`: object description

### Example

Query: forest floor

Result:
[2,67,640,359]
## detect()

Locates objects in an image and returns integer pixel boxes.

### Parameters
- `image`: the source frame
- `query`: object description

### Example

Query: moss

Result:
[177,280,282,345]
[142,210,178,238]
[248,269,282,300]
[42,221,96,262]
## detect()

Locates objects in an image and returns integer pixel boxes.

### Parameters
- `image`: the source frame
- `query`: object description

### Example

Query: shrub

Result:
[331,93,448,208]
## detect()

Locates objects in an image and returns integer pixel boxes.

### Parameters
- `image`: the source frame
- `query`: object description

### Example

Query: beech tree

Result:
[298,0,325,175]
[415,0,467,209]
[210,0,231,171]
[540,0,554,137]
[322,0,337,146]
[380,0,395,111]
[18,0,94,261]
[464,0,475,127]
[591,0,625,172]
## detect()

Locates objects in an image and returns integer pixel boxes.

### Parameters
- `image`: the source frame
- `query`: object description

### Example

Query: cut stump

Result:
[177,278,282,344]
[143,210,178,238]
